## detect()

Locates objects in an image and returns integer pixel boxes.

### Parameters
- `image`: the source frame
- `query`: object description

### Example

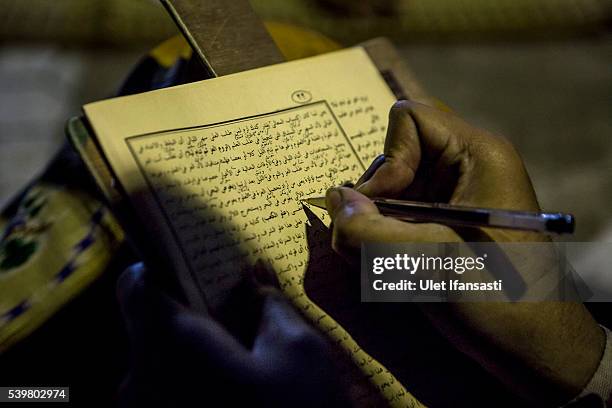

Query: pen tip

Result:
[299,197,327,211]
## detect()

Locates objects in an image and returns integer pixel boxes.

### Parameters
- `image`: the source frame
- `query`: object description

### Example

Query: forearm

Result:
[425,302,605,405]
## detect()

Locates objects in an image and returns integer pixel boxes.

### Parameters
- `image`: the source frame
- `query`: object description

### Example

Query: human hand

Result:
[326,100,604,405]
[117,263,348,408]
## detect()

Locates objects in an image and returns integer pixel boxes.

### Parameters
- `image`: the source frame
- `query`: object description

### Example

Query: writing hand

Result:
[326,100,604,405]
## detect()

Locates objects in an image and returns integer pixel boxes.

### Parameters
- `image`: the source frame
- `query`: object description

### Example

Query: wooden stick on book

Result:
[160,0,284,77]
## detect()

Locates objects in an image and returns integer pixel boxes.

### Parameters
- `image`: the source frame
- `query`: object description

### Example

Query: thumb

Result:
[326,185,380,222]
[326,187,459,256]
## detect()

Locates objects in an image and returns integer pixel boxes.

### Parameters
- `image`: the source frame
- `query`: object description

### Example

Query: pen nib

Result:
[301,197,327,210]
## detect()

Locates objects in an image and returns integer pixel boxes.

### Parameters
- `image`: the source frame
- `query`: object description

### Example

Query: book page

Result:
[84,47,423,408]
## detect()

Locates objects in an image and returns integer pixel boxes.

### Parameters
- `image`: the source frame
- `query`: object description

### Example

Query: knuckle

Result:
[491,137,524,168]
[473,132,524,171]
[389,99,417,119]
[284,328,328,354]
[492,134,517,153]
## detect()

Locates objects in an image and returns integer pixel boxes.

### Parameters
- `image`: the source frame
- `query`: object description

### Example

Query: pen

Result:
[302,196,574,235]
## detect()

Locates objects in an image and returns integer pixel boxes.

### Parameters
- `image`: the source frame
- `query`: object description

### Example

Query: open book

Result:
[80,47,423,407]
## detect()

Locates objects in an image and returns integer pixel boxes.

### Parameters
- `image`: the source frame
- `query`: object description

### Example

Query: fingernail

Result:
[366,154,385,181]
[326,187,343,214]
[117,262,146,302]
[129,262,146,280]
[357,154,385,187]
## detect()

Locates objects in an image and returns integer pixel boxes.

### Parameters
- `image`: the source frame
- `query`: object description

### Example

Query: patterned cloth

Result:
[0,185,123,352]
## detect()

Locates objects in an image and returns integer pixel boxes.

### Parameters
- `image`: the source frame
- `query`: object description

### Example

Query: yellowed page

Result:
[84,47,424,408]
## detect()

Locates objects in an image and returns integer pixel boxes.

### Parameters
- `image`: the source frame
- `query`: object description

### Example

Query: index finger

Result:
[357,100,468,198]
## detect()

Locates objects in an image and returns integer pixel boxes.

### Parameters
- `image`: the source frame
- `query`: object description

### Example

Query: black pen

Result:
[302,197,574,235]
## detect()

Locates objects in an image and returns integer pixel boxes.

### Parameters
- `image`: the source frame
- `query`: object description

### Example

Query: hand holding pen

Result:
[321,100,602,406]
[304,195,573,235]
